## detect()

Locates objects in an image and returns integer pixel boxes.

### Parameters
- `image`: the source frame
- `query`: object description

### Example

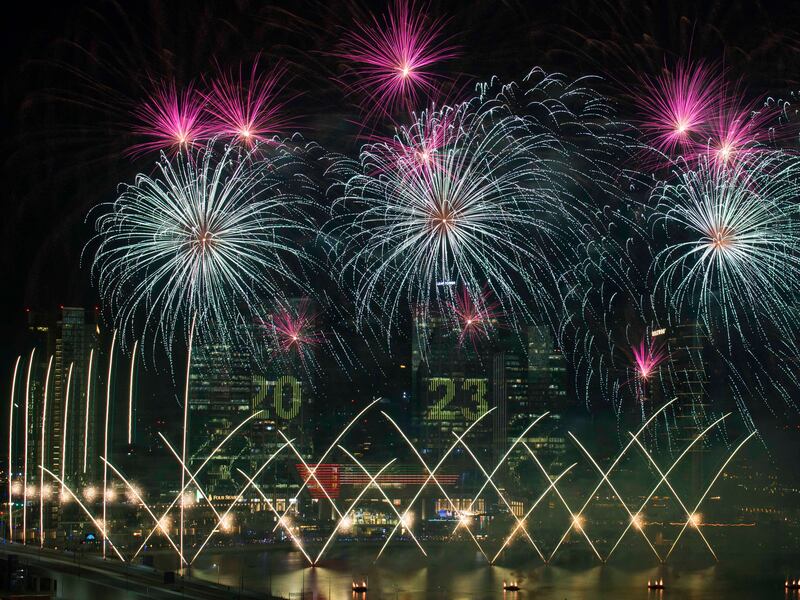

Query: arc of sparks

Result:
[180,318,195,567]
[83,348,94,474]
[158,432,223,524]
[337,445,427,556]
[454,433,543,560]
[277,430,344,520]
[101,457,184,561]
[314,458,396,565]
[458,412,549,523]
[235,467,314,565]
[102,330,117,559]
[604,413,732,562]
[665,431,756,560]
[190,440,291,564]
[40,466,125,561]
[39,356,53,547]
[60,363,74,492]
[568,432,662,562]
[379,408,495,562]
[547,399,676,562]
[271,398,381,532]
[127,340,138,445]
[7,355,21,542]
[521,442,602,561]
[628,434,717,559]
[132,409,266,559]
[491,463,577,564]
[22,349,35,545]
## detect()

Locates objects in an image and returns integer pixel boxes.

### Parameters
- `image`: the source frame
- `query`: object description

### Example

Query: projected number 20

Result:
[426,377,487,421]
[252,375,303,420]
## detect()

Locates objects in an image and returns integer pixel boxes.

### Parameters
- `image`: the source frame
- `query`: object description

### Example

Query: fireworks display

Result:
[650,151,800,345]
[6,2,800,588]
[92,140,316,355]
[332,0,459,119]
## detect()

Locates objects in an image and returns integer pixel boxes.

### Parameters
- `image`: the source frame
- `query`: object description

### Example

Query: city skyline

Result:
[2,1,800,598]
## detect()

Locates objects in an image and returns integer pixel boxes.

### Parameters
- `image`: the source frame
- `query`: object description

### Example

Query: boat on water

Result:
[352,579,368,592]
[647,578,665,590]
[503,580,521,591]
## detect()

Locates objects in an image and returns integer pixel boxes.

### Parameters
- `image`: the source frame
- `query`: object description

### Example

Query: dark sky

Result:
[3,0,800,395]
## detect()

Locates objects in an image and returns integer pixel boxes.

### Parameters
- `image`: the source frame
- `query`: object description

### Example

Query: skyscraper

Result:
[188,342,253,494]
[411,313,490,457]
[25,307,99,536]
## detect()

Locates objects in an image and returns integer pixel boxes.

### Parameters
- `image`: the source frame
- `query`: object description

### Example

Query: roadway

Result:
[0,543,286,600]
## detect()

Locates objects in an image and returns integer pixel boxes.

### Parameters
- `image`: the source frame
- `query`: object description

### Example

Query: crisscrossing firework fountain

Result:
[5,338,754,568]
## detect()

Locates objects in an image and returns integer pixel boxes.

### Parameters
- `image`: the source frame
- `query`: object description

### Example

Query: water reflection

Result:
[182,544,788,600]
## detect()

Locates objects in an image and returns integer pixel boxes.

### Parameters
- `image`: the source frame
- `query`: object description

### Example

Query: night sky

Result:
[3,0,800,432]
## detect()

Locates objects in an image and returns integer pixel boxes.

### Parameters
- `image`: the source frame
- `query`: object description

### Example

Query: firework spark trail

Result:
[547,399,675,562]
[337,445,427,556]
[93,140,316,357]
[129,81,209,157]
[127,340,137,445]
[455,412,549,526]
[158,432,223,524]
[277,430,344,520]
[132,409,265,559]
[332,0,459,120]
[568,432,662,562]
[491,463,577,564]
[101,458,184,562]
[604,413,732,561]
[378,409,494,561]
[271,399,381,532]
[628,434,717,559]
[7,356,20,542]
[521,442,603,561]
[314,458,396,564]
[454,434,542,555]
[40,467,125,561]
[83,349,94,473]
[180,317,194,567]
[204,58,293,146]
[666,431,756,559]
[22,349,35,545]
[60,363,74,492]
[190,440,292,564]
[650,151,800,379]
[235,467,313,565]
[39,356,53,547]
[102,331,117,559]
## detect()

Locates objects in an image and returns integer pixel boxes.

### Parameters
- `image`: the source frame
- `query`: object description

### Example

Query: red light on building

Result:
[296,464,340,499]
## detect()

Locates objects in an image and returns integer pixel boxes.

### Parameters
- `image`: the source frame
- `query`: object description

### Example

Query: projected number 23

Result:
[426,377,487,421]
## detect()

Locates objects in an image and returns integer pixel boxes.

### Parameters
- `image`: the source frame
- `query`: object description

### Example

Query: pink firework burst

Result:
[631,337,668,381]
[368,105,455,178]
[333,0,459,120]
[266,300,323,356]
[129,81,209,157]
[696,86,781,167]
[451,287,501,347]
[204,58,295,147]
[636,61,721,156]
